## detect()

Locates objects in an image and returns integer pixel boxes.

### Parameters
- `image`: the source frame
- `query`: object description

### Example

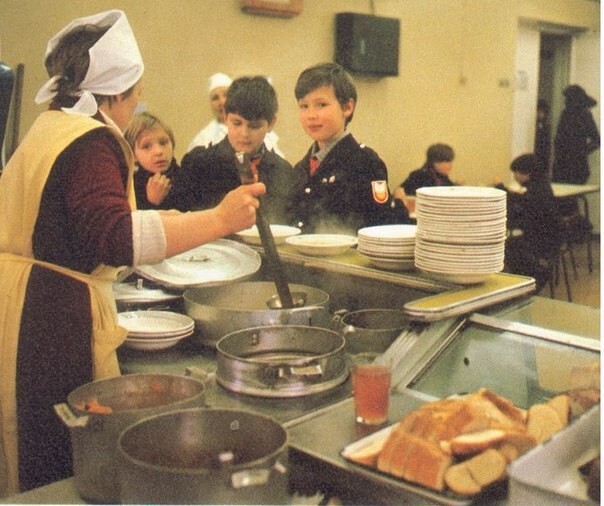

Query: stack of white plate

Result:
[357,224,417,271]
[414,186,507,284]
[118,310,195,351]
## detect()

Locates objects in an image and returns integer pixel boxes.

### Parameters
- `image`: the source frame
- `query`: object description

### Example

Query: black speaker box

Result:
[335,12,400,77]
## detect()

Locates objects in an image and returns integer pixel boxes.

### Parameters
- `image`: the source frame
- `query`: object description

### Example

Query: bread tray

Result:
[340,423,506,506]
[508,404,600,505]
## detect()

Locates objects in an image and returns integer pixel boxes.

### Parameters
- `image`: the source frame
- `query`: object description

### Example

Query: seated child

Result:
[496,153,561,292]
[124,112,178,210]
[397,143,456,197]
[166,76,292,223]
[286,62,408,234]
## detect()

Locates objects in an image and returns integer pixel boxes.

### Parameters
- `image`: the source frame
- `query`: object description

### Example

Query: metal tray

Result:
[508,404,600,505]
[135,239,260,289]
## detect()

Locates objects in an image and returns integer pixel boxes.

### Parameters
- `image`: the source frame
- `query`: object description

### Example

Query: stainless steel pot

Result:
[216,325,348,397]
[117,408,289,505]
[54,373,206,503]
[184,281,331,347]
[336,308,409,354]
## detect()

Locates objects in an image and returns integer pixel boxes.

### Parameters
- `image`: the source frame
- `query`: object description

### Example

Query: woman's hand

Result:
[214,182,266,235]
[146,173,172,205]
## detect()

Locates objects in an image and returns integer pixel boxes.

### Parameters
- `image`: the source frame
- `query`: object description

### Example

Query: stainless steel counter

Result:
[3,244,599,505]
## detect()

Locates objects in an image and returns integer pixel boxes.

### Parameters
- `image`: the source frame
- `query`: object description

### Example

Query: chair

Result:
[558,196,594,275]
[547,240,573,302]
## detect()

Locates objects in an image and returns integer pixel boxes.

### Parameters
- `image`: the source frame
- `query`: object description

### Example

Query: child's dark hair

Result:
[224,76,277,122]
[511,153,541,175]
[294,62,357,124]
[426,143,454,167]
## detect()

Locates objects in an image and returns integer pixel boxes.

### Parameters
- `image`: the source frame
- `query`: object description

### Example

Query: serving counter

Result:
[3,245,600,505]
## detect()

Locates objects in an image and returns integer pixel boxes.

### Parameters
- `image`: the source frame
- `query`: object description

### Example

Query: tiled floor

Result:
[546,236,600,309]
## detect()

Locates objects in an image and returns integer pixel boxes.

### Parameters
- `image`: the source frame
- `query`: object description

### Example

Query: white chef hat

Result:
[208,73,232,94]
[35,9,144,116]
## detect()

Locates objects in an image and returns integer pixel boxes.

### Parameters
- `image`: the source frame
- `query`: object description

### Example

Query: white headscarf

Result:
[35,10,144,116]
[208,72,232,94]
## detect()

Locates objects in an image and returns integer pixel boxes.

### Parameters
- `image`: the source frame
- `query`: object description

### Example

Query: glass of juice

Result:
[351,353,391,425]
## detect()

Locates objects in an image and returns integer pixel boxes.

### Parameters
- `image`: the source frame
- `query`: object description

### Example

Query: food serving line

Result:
[3,193,600,504]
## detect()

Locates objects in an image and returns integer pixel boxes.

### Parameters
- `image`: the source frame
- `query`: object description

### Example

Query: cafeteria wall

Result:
[0,0,599,191]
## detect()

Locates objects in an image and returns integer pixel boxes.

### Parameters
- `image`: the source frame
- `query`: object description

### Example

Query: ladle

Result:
[236,152,296,309]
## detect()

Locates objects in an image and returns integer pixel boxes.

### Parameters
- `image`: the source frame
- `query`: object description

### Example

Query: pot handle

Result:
[282,362,323,378]
[54,403,89,428]
[185,365,215,383]
[330,308,349,330]
[230,461,287,489]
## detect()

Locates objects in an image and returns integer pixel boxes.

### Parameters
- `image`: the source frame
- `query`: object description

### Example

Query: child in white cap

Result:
[187,72,284,157]
[0,10,264,496]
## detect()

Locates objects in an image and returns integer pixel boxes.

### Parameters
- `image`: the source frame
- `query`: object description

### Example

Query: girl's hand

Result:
[146,173,172,205]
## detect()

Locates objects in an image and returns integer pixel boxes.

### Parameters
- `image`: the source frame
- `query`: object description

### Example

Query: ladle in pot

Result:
[237,152,296,309]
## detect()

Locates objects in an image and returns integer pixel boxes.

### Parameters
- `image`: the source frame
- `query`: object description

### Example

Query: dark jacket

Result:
[401,166,455,196]
[133,158,180,210]
[286,134,409,234]
[165,137,293,223]
[501,177,560,259]
[552,106,600,184]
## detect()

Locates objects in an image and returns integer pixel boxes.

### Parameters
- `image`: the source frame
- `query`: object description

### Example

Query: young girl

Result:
[125,112,178,209]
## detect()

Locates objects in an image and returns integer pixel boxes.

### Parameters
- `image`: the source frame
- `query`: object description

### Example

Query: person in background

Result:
[494,153,560,293]
[166,76,291,223]
[187,72,284,157]
[0,10,264,496]
[397,143,456,197]
[552,84,600,185]
[124,111,178,209]
[286,62,409,235]
[534,99,551,173]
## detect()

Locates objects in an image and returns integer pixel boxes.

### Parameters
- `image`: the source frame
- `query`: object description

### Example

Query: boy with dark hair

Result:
[286,62,408,234]
[165,76,292,223]
[496,153,560,292]
[398,143,456,197]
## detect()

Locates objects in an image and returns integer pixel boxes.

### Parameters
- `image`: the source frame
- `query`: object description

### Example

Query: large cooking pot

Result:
[54,373,206,503]
[335,308,409,354]
[117,408,288,505]
[216,325,348,397]
[184,281,331,347]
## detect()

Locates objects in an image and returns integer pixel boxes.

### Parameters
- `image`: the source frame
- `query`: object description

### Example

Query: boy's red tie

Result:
[309,156,320,176]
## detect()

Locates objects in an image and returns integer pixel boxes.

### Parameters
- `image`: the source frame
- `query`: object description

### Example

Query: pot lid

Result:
[135,239,261,289]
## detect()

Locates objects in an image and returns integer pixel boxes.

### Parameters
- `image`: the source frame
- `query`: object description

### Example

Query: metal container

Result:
[54,373,206,503]
[216,325,348,397]
[117,408,289,505]
[336,308,409,354]
[184,281,331,347]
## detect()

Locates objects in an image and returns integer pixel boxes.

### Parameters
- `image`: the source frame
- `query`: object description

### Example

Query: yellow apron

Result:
[0,111,136,496]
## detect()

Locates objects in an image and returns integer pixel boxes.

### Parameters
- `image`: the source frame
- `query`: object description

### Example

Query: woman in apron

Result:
[0,10,264,496]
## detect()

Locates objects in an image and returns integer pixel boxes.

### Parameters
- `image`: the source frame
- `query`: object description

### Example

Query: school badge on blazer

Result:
[371,180,389,204]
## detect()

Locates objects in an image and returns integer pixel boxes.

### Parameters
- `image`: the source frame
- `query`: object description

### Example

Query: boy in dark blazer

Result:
[286,62,408,234]
[165,76,292,223]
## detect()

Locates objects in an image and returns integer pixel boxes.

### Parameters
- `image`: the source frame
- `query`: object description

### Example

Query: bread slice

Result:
[569,388,600,418]
[448,429,506,456]
[444,461,481,496]
[526,403,564,444]
[570,362,600,390]
[496,430,537,461]
[346,435,387,467]
[465,448,508,487]
[547,394,570,426]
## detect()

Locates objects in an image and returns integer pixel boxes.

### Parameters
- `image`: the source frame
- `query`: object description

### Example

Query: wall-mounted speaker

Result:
[335,12,400,77]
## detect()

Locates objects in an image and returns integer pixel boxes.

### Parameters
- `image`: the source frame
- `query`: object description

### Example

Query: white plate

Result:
[135,239,260,289]
[416,186,506,200]
[359,253,416,271]
[236,224,301,245]
[286,234,357,256]
[123,333,191,351]
[358,224,417,241]
[113,281,182,304]
[418,269,498,285]
[118,311,195,337]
